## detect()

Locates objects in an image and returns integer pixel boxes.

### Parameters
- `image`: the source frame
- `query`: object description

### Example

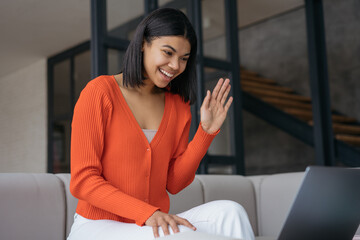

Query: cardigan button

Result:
[146,148,150,151]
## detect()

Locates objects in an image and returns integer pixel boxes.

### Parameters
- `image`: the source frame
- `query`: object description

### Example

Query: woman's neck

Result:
[114,74,162,96]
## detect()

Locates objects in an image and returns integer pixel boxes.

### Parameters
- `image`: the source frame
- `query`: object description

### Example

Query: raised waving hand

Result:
[200,78,233,134]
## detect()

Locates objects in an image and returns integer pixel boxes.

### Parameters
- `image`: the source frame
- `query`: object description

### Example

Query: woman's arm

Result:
[167,78,232,194]
[166,121,219,194]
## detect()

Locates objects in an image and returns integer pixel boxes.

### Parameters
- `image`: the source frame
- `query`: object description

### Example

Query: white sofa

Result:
[0,172,358,240]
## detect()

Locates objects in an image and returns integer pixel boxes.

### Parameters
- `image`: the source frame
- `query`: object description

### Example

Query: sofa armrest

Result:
[56,173,78,237]
[0,173,66,240]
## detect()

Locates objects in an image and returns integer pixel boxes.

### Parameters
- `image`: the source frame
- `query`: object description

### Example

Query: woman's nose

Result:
[169,58,179,71]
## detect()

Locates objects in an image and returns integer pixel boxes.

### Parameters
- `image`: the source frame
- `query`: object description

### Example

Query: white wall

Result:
[0,59,47,173]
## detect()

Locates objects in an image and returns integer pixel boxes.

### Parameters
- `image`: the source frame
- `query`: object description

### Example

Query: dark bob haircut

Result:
[122,8,197,104]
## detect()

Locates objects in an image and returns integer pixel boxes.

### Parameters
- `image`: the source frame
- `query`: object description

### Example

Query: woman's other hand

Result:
[200,78,233,134]
[145,210,196,238]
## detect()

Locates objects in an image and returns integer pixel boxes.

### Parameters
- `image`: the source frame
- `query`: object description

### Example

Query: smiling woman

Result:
[67,8,254,240]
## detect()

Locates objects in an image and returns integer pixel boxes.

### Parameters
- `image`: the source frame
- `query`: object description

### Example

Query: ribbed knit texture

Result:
[70,75,219,226]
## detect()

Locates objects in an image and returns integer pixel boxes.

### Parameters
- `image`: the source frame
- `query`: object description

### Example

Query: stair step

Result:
[308,121,360,134]
[241,80,293,93]
[283,108,358,123]
[304,116,357,124]
[332,115,357,123]
[243,87,311,102]
[283,108,313,121]
[240,68,360,149]
[241,75,277,85]
[241,69,259,77]
[336,134,360,146]
[261,97,312,110]
[333,123,360,134]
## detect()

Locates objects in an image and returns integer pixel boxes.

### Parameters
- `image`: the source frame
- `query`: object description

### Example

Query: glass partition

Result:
[204,67,234,156]
[53,60,71,118]
[202,0,227,60]
[107,0,144,40]
[52,59,72,173]
[108,48,125,75]
[74,50,91,102]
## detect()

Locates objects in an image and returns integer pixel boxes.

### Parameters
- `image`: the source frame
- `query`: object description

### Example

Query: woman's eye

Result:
[181,57,189,62]
[163,50,172,56]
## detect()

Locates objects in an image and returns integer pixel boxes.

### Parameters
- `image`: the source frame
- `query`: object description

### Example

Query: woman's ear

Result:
[141,40,147,52]
[142,39,153,52]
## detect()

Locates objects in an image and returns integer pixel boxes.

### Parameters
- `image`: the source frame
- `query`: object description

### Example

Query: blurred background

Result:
[0,0,359,175]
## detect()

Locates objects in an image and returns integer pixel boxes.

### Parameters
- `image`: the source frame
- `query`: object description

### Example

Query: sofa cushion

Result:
[257,172,304,237]
[169,177,204,214]
[0,173,66,240]
[196,175,258,236]
[56,173,78,238]
[247,175,267,235]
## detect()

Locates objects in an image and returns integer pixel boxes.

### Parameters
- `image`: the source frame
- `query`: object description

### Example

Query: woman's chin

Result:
[156,83,170,89]
[156,77,172,88]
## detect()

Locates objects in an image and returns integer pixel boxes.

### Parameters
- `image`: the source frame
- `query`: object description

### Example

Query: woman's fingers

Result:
[146,212,195,238]
[160,220,170,236]
[217,78,230,102]
[201,90,211,110]
[152,226,159,238]
[220,84,231,106]
[168,218,180,233]
[174,216,196,231]
[224,96,233,112]
[212,78,224,100]
[208,78,231,108]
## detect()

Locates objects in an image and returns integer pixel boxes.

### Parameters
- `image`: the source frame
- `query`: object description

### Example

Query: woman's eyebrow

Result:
[162,45,190,56]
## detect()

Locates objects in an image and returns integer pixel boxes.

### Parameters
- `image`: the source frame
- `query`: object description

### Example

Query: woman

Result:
[68,8,254,240]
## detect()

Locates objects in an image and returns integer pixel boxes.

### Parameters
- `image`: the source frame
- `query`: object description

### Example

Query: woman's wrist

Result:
[200,122,217,134]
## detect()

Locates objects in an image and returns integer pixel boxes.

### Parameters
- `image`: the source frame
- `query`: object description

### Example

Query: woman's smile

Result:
[159,68,175,82]
[159,68,174,78]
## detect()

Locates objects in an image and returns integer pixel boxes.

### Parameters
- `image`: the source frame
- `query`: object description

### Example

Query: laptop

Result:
[278,166,360,240]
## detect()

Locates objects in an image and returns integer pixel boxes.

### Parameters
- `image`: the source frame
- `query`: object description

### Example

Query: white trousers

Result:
[67,200,255,240]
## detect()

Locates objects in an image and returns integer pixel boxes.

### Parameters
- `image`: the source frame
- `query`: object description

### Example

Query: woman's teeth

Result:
[160,69,174,78]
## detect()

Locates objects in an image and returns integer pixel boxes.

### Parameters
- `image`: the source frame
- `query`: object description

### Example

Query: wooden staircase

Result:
[240,69,360,149]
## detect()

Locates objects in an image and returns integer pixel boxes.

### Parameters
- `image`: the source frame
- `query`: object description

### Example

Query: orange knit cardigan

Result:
[70,75,218,226]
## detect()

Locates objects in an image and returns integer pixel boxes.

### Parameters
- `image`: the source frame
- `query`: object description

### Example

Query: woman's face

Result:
[142,36,191,89]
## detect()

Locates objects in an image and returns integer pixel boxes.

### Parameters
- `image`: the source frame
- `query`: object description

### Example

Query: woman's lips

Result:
[159,68,174,82]
[159,68,174,78]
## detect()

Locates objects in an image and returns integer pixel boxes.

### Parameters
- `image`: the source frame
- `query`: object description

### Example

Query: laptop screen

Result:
[278,166,360,240]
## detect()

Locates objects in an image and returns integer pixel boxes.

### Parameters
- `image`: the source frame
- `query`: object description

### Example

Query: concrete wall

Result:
[323,0,360,120]
[239,0,360,119]
[238,6,314,175]
[204,0,359,175]
[0,59,47,173]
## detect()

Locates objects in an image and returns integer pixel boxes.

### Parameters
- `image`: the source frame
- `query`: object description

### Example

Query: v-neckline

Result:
[110,75,170,148]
